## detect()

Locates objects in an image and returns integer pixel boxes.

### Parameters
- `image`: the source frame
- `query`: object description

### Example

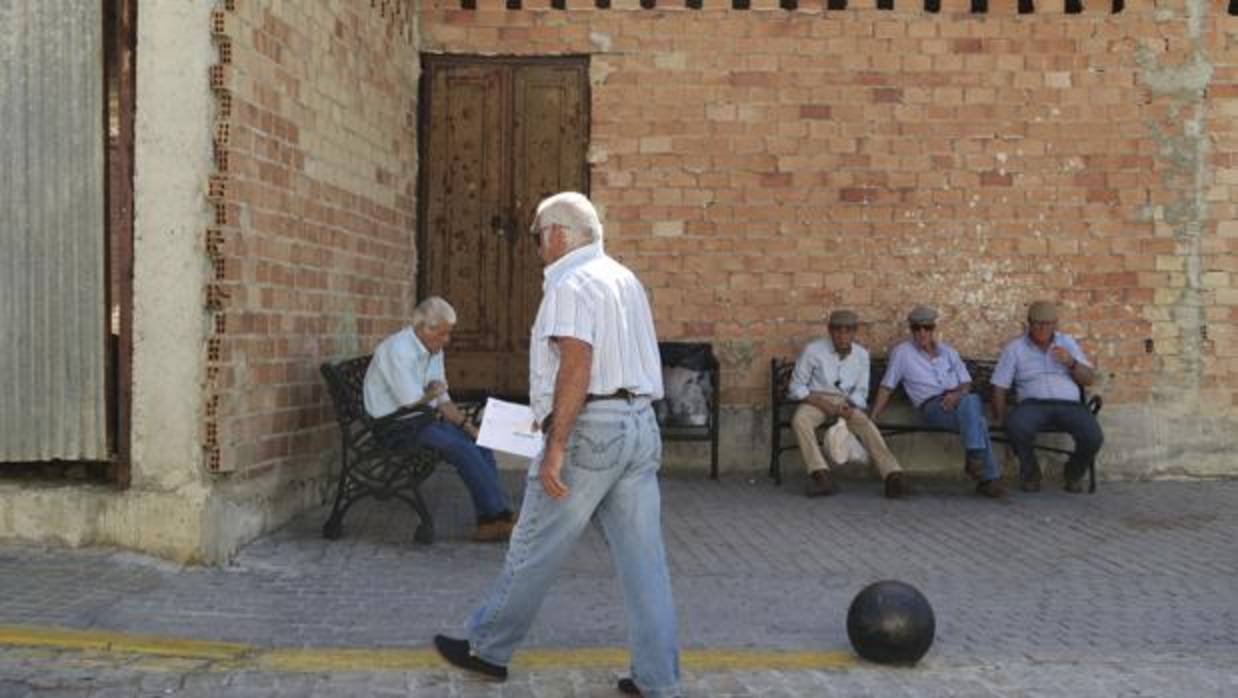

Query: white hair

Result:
[411,296,456,328]
[534,191,603,249]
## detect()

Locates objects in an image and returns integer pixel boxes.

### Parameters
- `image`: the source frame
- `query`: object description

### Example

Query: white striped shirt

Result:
[529,242,663,423]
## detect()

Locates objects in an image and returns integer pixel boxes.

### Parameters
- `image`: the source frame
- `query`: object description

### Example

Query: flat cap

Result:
[1028,300,1058,323]
[828,309,859,327]
[907,305,938,324]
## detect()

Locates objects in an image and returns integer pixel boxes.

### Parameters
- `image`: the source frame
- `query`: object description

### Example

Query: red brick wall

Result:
[421,1,1237,411]
[205,0,419,475]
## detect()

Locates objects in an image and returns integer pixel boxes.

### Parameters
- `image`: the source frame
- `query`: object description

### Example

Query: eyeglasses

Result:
[529,222,552,247]
[910,324,936,332]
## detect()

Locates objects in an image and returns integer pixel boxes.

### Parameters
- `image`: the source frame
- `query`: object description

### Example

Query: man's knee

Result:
[1074,414,1105,452]
[1003,409,1037,443]
[791,405,819,430]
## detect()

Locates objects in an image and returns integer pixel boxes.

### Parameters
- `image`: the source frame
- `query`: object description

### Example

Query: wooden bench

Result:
[769,355,1102,492]
[319,354,482,544]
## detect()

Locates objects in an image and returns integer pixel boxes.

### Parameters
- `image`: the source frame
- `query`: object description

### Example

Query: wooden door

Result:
[419,57,588,398]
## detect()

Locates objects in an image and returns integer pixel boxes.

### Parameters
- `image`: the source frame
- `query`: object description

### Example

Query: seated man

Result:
[363,296,516,542]
[790,310,911,499]
[871,305,1006,499]
[992,301,1103,494]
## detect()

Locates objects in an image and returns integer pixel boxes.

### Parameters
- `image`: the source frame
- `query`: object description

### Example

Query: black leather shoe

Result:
[1064,460,1086,493]
[618,677,642,695]
[433,635,508,681]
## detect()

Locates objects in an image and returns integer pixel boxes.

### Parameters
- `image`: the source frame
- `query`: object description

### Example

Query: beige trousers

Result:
[791,396,902,480]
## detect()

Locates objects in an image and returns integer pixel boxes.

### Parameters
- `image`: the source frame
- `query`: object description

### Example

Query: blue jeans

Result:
[920,393,1001,481]
[387,421,510,519]
[467,401,680,698]
[1004,399,1104,481]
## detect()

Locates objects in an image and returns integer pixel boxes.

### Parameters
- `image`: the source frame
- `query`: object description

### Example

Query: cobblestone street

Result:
[2,474,1236,696]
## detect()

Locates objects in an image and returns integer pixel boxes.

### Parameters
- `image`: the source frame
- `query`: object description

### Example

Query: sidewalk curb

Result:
[0,624,856,673]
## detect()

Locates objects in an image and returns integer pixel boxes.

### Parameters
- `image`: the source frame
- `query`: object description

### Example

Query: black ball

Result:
[846,580,935,665]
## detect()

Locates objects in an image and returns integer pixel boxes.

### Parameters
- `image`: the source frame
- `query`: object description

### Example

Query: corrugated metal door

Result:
[0,1,109,461]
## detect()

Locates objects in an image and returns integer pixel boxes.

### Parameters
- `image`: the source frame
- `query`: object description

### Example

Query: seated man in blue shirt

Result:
[789,309,911,499]
[992,301,1103,494]
[871,305,1006,499]
[363,296,515,542]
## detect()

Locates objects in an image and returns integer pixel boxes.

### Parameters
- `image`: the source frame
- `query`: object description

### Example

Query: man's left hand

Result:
[539,444,570,500]
[941,390,962,411]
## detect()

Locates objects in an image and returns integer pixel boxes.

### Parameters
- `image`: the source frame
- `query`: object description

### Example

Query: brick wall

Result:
[421,0,1238,415]
[205,0,419,476]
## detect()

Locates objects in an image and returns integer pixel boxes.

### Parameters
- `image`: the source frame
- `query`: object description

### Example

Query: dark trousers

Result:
[1003,399,1104,481]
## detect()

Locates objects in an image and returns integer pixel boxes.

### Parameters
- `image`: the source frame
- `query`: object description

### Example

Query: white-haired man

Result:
[363,296,515,542]
[434,193,681,697]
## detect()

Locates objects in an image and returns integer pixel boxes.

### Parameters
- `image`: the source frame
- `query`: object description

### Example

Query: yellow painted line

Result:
[0,625,249,661]
[258,648,443,673]
[0,624,857,673]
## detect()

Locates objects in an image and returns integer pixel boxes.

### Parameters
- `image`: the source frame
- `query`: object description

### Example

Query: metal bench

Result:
[769,356,1102,492]
[319,354,447,544]
[656,342,721,480]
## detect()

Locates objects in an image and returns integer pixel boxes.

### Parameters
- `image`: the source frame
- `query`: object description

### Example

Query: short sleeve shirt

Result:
[991,332,1091,403]
[880,339,972,408]
[529,242,663,423]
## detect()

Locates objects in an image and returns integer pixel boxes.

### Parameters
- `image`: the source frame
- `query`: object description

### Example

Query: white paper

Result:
[476,398,544,459]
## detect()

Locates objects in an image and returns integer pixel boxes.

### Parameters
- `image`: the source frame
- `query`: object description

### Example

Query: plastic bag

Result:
[825,419,869,465]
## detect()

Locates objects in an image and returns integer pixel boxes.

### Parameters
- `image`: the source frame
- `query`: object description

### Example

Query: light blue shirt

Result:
[880,339,972,408]
[530,241,663,423]
[991,332,1091,403]
[788,338,870,409]
[362,327,449,418]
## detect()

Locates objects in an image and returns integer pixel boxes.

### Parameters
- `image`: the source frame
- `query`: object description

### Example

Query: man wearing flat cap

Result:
[789,310,911,498]
[992,301,1103,493]
[872,305,1006,498]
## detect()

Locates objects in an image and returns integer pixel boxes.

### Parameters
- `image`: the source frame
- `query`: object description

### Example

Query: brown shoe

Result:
[1064,478,1084,494]
[884,472,912,499]
[963,456,984,481]
[805,470,836,497]
[1020,464,1043,492]
[976,479,1007,499]
[472,518,515,543]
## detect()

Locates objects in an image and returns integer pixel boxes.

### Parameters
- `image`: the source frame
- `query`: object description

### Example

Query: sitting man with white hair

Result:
[363,296,516,542]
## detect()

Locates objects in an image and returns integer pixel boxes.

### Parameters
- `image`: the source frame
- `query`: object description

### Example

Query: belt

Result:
[585,389,646,403]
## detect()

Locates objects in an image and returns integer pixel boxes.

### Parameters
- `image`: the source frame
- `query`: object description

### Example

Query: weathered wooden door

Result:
[419,57,588,397]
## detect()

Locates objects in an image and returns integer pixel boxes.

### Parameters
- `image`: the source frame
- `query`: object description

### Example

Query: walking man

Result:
[992,301,1103,493]
[434,192,681,697]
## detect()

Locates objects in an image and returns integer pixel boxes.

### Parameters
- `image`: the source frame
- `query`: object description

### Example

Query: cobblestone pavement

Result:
[1,473,1237,696]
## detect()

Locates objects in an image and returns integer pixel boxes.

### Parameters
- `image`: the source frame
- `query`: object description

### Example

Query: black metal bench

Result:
[319,354,463,544]
[656,342,721,480]
[769,355,1102,492]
